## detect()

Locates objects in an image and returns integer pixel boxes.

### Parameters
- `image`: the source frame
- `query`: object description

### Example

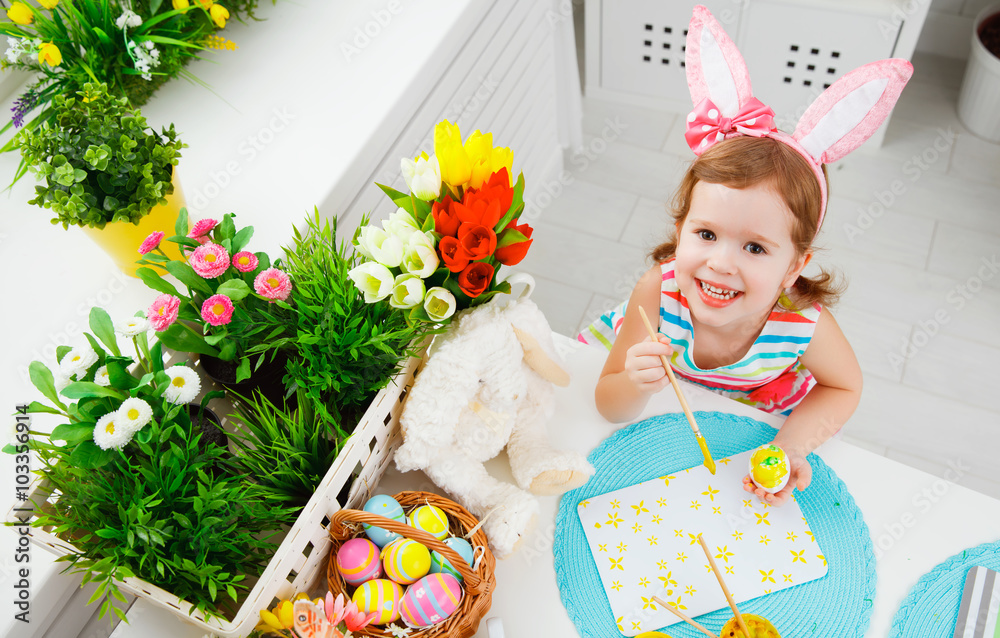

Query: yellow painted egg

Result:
[408,504,450,540]
[719,614,781,637]
[352,578,404,625]
[748,444,789,494]
[381,538,431,585]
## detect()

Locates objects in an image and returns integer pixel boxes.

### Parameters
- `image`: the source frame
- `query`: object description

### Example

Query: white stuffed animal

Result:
[394,295,593,558]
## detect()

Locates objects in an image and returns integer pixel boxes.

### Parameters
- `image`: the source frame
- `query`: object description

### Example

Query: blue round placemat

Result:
[890,539,1000,637]
[554,411,875,637]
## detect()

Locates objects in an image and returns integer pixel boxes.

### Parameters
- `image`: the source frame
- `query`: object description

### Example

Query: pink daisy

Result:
[232,251,259,273]
[147,294,181,331]
[200,294,235,326]
[254,268,292,302]
[138,231,164,255]
[188,218,218,239]
[189,243,230,278]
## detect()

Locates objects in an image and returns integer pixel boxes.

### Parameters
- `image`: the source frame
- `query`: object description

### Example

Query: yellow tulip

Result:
[172,0,191,10]
[6,2,33,25]
[464,130,513,189]
[209,4,229,28]
[277,600,294,629]
[258,609,285,632]
[38,0,59,9]
[434,120,472,188]
[196,0,213,7]
[38,42,62,67]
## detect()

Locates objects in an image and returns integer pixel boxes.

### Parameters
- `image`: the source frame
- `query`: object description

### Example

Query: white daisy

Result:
[115,316,150,338]
[115,9,142,29]
[59,345,98,377]
[94,365,111,387]
[116,398,153,432]
[93,413,133,450]
[163,366,201,405]
[53,371,72,393]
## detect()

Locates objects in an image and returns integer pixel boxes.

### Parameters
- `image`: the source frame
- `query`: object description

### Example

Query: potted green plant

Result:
[135,208,295,404]
[7,306,298,621]
[14,81,186,274]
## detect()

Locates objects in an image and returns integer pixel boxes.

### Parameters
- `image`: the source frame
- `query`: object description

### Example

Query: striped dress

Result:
[578,259,821,415]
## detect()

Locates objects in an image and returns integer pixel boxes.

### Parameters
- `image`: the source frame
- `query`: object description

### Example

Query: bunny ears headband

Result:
[683,6,913,230]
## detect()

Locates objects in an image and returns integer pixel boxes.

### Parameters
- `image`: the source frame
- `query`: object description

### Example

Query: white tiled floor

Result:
[518,52,1000,500]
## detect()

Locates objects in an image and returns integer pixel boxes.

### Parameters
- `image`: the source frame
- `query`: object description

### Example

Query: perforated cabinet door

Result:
[599,0,743,109]
[736,1,902,132]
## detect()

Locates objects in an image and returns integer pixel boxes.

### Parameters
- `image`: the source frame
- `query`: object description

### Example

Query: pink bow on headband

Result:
[684,97,776,155]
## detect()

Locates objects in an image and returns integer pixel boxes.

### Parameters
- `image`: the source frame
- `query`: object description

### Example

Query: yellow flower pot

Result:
[79,170,186,277]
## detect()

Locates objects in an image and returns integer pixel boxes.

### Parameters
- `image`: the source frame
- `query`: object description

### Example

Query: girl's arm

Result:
[595,265,675,423]
[744,309,863,505]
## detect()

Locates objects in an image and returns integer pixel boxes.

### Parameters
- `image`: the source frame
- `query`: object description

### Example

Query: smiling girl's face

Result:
[674,180,810,333]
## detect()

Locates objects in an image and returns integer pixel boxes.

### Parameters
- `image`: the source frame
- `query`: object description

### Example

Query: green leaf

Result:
[106,361,139,391]
[150,341,164,374]
[234,357,252,383]
[496,227,529,248]
[61,382,123,400]
[136,267,180,297]
[494,173,525,233]
[376,182,409,202]
[51,422,96,445]
[156,324,220,358]
[165,261,213,295]
[231,226,254,253]
[29,362,65,408]
[69,440,115,469]
[24,401,63,415]
[89,307,121,357]
[219,214,236,242]
[94,528,119,539]
[216,279,251,301]
[175,208,189,236]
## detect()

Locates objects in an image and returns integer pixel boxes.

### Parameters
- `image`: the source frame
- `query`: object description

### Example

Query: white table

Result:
[109,335,1000,638]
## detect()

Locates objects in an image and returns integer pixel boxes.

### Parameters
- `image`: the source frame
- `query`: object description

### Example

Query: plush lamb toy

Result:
[394,295,593,558]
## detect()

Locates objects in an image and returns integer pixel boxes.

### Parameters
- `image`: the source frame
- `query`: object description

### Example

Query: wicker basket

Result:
[327,491,497,638]
[6,351,423,638]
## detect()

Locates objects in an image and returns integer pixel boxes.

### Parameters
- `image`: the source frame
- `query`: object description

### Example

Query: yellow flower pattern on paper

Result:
[725,565,735,574]
[631,501,649,516]
[674,529,684,538]
[610,500,621,509]
[641,596,656,610]
[786,532,798,542]
[783,574,794,583]
[690,500,701,511]
[657,498,668,508]
[617,542,628,553]
[760,569,775,583]
[667,596,687,611]
[677,552,688,563]
[651,515,663,524]
[580,500,590,508]
[702,485,720,501]
[760,535,771,545]
[719,458,731,465]
[598,544,607,552]
[606,512,624,528]
[660,571,677,588]
[685,585,697,596]
[616,616,624,632]
[732,530,744,541]
[791,550,807,564]
[818,554,827,566]
[632,523,643,534]
[755,512,771,526]
[743,499,754,508]
[660,475,676,486]
[638,577,650,588]
[647,536,658,546]
[688,533,699,546]
[632,621,642,631]
[807,531,816,543]
[715,545,734,563]
[713,506,722,515]
[657,560,669,570]
[612,581,622,592]
[609,557,624,570]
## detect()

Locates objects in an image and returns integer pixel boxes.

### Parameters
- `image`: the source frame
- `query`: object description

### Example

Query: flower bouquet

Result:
[135,208,293,387]
[251,591,377,638]
[8,306,297,621]
[348,119,533,325]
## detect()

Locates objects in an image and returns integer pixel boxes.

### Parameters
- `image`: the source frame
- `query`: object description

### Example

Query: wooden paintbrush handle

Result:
[698,534,751,637]
[637,306,700,435]
[651,596,717,638]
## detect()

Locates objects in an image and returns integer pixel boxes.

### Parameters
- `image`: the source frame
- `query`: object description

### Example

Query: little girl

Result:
[590,5,912,507]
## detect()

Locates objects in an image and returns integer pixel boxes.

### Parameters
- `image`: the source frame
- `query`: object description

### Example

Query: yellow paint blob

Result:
[719,614,781,637]
[749,445,788,489]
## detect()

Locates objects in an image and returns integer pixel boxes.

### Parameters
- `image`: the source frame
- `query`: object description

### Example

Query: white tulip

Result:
[382,207,420,242]
[401,154,442,201]
[347,262,395,303]
[424,287,457,322]
[356,225,404,268]
[401,243,439,279]
[390,274,426,309]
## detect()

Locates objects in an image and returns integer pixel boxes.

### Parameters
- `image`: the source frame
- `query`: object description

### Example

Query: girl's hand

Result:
[741,450,812,507]
[623,336,674,394]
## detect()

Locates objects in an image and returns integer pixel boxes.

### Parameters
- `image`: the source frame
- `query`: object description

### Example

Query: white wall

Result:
[916,0,996,58]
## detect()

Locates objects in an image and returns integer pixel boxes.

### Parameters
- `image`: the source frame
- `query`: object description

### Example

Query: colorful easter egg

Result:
[429,537,475,582]
[363,494,406,547]
[352,578,405,625]
[336,537,383,586]
[748,444,790,494]
[408,504,450,540]
[381,538,431,585]
[399,573,463,627]
[720,613,781,637]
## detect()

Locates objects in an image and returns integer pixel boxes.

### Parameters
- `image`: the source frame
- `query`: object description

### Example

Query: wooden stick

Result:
[697,534,751,637]
[651,596,717,638]
[637,305,716,474]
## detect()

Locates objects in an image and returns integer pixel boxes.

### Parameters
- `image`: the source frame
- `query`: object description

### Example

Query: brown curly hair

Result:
[649,136,842,309]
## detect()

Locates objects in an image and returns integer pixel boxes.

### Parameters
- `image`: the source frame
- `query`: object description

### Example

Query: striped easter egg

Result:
[399,573,463,627]
[352,578,404,625]
[408,504,450,540]
[429,537,475,582]
[381,538,431,585]
[362,495,406,547]
[336,537,383,586]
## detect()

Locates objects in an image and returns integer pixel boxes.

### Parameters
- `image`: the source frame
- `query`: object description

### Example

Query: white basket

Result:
[5,351,422,638]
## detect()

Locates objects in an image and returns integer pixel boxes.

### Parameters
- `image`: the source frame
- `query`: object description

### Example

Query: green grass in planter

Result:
[33,408,298,621]
[250,210,436,434]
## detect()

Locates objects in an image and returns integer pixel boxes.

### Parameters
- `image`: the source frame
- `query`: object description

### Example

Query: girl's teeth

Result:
[700,280,738,300]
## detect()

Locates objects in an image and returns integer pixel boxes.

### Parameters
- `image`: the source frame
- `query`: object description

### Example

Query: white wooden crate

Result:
[6,352,422,638]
